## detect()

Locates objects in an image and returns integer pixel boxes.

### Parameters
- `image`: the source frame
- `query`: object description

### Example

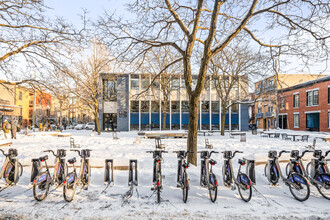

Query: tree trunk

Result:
[220,107,226,136]
[162,110,166,130]
[187,95,199,166]
[94,111,101,135]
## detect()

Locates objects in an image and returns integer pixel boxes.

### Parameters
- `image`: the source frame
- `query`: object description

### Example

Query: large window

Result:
[130,101,139,113]
[130,77,139,90]
[294,113,299,128]
[307,90,319,106]
[141,101,149,113]
[171,78,180,90]
[328,87,330,104]
[293,94,299,108]
[103,80,117,101]
[182,101,189,113]
[141,77,150,90]
[171,101,180,113]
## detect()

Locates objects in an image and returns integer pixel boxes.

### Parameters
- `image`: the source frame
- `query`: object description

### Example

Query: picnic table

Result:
[198,131,213,136]
[286,134,301,141]
[263,132,276,138]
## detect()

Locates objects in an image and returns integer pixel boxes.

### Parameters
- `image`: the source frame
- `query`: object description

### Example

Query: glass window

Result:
[130,79,139,90]
[152,79,160,90]
[103,80,117,101]
[171,79,180,90]
[182,101,189,113]
[161,101,170,112]
[293,94,299,108]
[201,101,210,112]
[268,106,273,113]
[130,101,139,113]
[171,101,180,113]
[313,90,319,106]
[280,96,285,109]
[141,101,149,113]
[151,101,159,113]
[211,102,219,113]
[141,77,150,90]
[294,114,299,128]
[231,103,239,113]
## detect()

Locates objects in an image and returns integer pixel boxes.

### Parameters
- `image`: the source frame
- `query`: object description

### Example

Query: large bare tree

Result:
[0,0,84,79]
[98,0,330,165]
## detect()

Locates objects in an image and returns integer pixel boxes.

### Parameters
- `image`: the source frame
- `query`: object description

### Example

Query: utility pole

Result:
[32,68,36,131]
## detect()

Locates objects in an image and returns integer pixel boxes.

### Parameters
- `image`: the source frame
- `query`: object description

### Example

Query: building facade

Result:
[254,74,327,130]
[99,73,250,131]
[278,76,330,132]
[0,83,22,125]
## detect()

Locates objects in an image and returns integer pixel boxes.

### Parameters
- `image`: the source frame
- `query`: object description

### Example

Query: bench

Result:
[230,132,246,142]
[0,142,12,148]
[70,137,80,148]
[205,139,213,149]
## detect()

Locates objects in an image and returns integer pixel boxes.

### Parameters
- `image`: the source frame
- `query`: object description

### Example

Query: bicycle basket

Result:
[290,150,299,158]
[313,150,322,159]
[268,151,277,159]
[8,148,18,157]
[223,151,232,159]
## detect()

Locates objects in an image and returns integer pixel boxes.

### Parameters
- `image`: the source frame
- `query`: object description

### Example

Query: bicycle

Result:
[33,149,67,201]
[63,149,91,202]
[222,151,252,202]
[173,150,192,203]
[287,150,330,200]
[146,149,168,203]
[264,150,310,202]
[0,148,23,187]
[198,150,218,202]
[306,150,330,176]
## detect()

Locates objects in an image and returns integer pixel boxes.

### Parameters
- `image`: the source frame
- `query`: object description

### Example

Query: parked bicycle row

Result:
[0,143,329,204]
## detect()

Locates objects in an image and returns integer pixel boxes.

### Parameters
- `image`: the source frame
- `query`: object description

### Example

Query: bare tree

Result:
[60,39,113,135]
[0,0,84,79]
[98,0,330,165]
[210,44,261,135]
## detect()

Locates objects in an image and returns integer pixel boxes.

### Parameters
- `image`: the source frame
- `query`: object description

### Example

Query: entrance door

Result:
[263,118,267,130]
[103,113,117,131]
[283,115,287,129]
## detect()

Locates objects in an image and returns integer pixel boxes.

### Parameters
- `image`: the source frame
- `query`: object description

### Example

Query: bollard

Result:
[128,159,138,186]
[31,158,41,182]
[104,159,114,185]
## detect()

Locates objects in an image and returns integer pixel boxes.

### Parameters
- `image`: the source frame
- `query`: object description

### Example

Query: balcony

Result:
[265,86,276,92]
[265,112,275,117]
[256,113,264,118]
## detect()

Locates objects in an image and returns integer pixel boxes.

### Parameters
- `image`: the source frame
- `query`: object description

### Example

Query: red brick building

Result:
[278,76,330,132]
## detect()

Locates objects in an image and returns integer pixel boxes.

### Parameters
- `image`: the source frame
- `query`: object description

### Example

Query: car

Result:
[74,124,86,130]
[85,122,95,130]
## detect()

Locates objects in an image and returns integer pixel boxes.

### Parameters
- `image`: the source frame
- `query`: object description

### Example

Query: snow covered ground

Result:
[0,129,329,219]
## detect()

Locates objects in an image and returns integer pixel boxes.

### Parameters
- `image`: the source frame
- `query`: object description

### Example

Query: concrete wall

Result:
[116,76,129,131]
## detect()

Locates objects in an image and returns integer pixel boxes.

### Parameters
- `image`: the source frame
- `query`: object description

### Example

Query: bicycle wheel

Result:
[33,172,50,201]
[4,162,15,185]
[82,163,91,186]
[237,173,252,202]
[285,162,290,176]
[264,163,268,177]
[156,173,161,203]
[182,172,189,203]
[315,173,330,200]
[209,174,218,203]
[269,164,279,185]
[288,173,310,202]
[63,172,77,202]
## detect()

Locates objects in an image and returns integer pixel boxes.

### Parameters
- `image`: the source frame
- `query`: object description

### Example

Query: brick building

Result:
[278,76,330,132]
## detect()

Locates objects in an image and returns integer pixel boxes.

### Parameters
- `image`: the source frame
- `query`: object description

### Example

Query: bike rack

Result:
[31,158,41,183]
[128,159,138,186]
[104,159,114,185]
[245,159,256,184]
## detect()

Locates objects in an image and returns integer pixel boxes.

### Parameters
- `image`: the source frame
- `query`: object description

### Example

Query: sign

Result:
[104,102,117,113]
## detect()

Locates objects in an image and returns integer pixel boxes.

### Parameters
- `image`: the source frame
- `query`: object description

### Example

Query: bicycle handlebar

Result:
[279,150,290,157]
[325,150,330,157]
[301,150,313,158]
[70,149,81,157]
[232,151,243,158]
[0,149,5,156]
[43,150,56,157]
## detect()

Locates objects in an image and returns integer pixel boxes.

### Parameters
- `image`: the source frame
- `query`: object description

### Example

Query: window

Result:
[130,101,139,113]
[181,101,189,113]
[19,91,22,100]
[201,101,210,112]
[268,79,274,86]
[103,80,117,101]
[328,111,330,128]
[328,87,330,104]
[171,101,180,113]
[306,90,319,106]
[211,102,219,113]
[151,101,159,113]
[38,109,42,115]
[130,79,139,90]
[293,94,299,108]
[294,114,299,128]
[280,96,285,109]
[141,101,149,113]
[268,106,273,113]
[141,77,149,90]
[171,79,180,90]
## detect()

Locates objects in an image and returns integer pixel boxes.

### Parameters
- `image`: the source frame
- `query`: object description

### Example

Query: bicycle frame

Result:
[0,156,11,179]
[224,158,244,187]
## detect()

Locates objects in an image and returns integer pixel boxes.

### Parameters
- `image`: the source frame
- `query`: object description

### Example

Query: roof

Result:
[278,75,330,93]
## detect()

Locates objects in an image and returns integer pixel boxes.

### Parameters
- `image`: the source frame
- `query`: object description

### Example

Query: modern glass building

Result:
[99,73,249,131]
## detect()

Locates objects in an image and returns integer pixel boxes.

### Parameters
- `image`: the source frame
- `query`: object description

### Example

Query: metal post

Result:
[32,68,36,131]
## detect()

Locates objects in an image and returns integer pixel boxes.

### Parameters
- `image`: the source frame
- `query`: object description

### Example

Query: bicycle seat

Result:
[39,155,48,161]
[32,158,40,162]
[182,163,189,168]
[209,159,217,165]
[238,159,246,165]
[68,157,76,164]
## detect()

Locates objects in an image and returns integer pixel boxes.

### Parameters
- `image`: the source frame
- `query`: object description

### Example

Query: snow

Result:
[0,129,329,219]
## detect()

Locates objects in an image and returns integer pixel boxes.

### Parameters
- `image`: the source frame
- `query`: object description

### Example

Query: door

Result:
[306,113,319,131]
[283,115,287,129]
